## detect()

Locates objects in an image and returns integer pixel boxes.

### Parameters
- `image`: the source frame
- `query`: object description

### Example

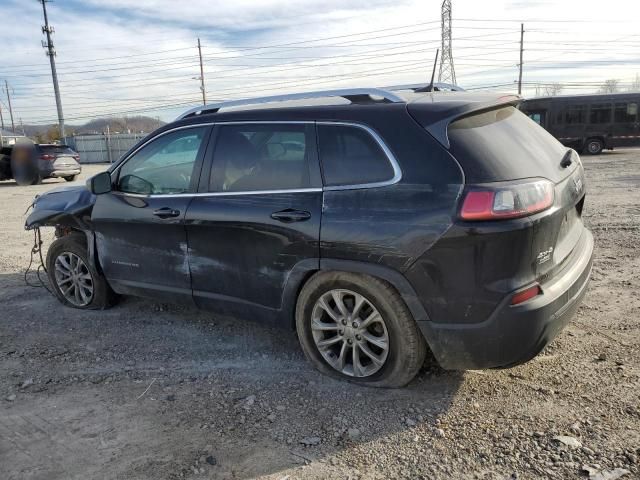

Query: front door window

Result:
[117,127,207,195]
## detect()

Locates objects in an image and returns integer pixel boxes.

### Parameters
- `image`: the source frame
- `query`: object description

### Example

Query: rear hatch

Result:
[410,103,587,284]
[39,145,80,168]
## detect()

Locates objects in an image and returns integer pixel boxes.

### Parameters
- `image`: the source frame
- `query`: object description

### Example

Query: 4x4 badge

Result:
[537,246,554,265]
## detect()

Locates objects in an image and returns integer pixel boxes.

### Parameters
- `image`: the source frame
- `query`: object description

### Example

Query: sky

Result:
[1,0,639,127]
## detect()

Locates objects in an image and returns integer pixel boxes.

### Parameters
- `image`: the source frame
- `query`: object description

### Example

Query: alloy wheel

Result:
[311,289,389,377]
[54,252,94,307]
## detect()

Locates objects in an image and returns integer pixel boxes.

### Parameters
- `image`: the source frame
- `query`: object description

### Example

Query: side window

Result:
[565,105,586,124]
[528,113,542,125]
[210,124,312,192]
[554,109,563,125]
[614,102,638,123]
[117,127,206,195]
[317,124,395,187]
[589,103,612,124]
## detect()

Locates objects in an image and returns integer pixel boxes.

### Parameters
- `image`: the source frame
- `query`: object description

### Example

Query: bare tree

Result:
[534,83,564,97]
[629,74,640,92]
[598,79,620,94]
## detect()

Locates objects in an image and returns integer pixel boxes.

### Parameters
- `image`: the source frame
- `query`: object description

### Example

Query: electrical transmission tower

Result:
[438,0,457,85]
[40,0,65,138]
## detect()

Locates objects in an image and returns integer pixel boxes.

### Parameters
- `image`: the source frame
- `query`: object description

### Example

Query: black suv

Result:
[26,87,594,387]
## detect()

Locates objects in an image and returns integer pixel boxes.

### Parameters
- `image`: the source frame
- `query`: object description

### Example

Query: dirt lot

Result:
[1,153,638,480]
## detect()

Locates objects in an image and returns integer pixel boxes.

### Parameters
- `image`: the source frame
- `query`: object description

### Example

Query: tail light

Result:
[40,154,55,161]
[459,179,554,221]
[73,154,80,161]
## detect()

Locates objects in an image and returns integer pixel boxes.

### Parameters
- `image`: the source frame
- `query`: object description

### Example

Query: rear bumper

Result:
[48,168,81,178]
[37,159,81,178]
[418,229,594,370]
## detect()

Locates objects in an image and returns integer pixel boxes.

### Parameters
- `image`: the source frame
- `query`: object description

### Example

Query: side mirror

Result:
[87,171,112,195]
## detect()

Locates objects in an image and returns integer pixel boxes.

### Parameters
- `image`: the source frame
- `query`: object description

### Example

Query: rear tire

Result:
[64,175,78,182]
[296,271,426,388]
[46,234,116,310]
[585,138,604,155]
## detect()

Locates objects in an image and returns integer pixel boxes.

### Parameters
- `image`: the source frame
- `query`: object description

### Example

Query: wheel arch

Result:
[52,227,104,278]
[282,258,431,330]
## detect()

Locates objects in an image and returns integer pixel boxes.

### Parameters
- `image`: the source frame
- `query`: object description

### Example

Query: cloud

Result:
[1,0,639,125]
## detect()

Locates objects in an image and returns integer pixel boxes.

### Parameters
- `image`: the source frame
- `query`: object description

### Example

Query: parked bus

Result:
[519,93,640,154]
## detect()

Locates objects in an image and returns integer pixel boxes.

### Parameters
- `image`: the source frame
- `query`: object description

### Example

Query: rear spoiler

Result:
[419,94,522,149]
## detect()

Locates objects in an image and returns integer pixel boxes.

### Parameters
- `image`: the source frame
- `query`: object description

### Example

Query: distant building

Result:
[0,128,31,147]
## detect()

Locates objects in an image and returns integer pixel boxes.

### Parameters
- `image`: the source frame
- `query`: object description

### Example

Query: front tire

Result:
[296,272,426,388]
[585,138,604,155]
[46,234,115,309]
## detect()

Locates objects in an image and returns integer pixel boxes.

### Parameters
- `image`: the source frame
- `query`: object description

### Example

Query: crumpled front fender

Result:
[25,185,96,230]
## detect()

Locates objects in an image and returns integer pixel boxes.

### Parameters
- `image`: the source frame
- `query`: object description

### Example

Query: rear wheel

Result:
[64,175,78,182]
[585,138,604,155]
[46,234,116,309]
[296,272,426,388]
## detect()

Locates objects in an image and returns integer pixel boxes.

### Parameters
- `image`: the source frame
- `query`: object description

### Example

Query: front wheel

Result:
[46,234,116,309]
[296,272,427,388]
[585,138,604,155]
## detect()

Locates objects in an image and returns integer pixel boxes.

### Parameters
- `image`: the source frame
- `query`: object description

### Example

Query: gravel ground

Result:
[0,152,638,480]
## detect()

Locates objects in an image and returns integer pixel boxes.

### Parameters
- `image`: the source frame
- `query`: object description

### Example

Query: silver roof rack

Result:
[177,88,404,120]
[384,83,465,92]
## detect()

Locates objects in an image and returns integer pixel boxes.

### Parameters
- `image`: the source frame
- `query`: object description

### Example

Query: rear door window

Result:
[317,124,395,187]
[210,123,314,192]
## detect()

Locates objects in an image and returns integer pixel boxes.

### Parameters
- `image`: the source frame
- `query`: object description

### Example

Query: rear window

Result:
[317,124,395,187]
[39,145,76,155]
[448,106,569,183]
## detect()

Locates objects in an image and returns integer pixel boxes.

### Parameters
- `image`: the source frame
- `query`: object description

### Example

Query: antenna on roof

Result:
[416,49,439,93]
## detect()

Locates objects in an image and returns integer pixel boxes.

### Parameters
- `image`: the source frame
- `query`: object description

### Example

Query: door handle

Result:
[270,209,311,223]
[153,207,180,218]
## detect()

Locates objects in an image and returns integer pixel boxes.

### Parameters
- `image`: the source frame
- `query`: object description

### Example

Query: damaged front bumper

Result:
[25,184,96,230]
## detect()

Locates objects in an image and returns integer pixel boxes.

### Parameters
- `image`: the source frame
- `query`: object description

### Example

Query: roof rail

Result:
[384,83,465,92]
[177,88,404,120]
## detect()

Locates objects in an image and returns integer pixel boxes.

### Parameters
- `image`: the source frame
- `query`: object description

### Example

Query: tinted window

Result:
[211,124,312,192]
[590,103,612,124]
[117,127,205,195]
[448,106,569,183]
[39,145,76,155]
[564,105,586,124]
[614,102,638,123]
[317,125,394,186]
[528,113,542,125]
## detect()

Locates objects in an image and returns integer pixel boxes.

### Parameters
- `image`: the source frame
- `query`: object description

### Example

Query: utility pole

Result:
[0,103,5,131]
[19,118,25,136]
[197,38,206,105]
[4,80,15,133]
[40,0,65,138]
[518,23,524,95]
